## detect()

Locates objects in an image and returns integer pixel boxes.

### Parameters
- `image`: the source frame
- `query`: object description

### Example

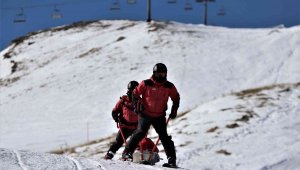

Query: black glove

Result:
[112,111,121,123]
[170,103,179,119]
[169,111,177,119]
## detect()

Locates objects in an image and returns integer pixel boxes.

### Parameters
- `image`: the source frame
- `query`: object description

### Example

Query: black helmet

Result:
[153,63,167,83]
[127,81,139,90]
[153,63,167,73]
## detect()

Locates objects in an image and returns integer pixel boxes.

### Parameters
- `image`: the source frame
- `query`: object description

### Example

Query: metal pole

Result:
[147,0,151,22]
[204,0,208,25]
[86,121,89,142]
[118,118,127,145]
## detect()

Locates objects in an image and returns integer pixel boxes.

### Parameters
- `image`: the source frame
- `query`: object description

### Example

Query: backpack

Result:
[133,138,160,165]
[119,95,138,124]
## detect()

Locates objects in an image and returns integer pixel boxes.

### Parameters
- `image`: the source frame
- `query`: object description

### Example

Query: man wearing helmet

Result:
[122,63,180,168]
[104,81,139,160]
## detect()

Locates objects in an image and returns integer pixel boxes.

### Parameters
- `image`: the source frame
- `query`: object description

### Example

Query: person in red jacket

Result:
[122,63,180,167]
[104,81,139,160]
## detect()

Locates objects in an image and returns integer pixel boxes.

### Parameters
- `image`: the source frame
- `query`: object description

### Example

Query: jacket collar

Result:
[150,76,166,86]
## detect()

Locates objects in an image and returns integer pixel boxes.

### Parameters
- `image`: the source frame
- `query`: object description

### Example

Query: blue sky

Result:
[1,0,300,50]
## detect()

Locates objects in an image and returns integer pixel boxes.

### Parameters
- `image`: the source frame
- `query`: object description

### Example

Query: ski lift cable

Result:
[0,0,101,10]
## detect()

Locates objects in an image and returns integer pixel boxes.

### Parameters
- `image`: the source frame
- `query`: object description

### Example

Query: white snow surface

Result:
[0,20,300,169]
[1,83,300,170]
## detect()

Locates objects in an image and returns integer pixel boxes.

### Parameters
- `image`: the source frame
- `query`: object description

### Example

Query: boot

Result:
[121,150,133,161]
[162,157,177,168]
[104,151,115,160]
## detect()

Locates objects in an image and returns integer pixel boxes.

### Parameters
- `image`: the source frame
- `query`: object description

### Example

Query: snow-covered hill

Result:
[62,83,300,170]
[1,83,300,169]
[0,20,300,169]
[0,148,159,170]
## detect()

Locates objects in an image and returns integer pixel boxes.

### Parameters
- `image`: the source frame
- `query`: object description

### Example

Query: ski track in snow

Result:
[260,159,289,170]
[95,162,106,170]
[13,150,28,170]
[273,49,294,84]
[88,159,106,170]
[65,156,83,170]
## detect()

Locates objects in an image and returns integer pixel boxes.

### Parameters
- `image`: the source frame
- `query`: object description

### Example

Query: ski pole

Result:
[147,116,171,162]
[140,140,144,161]
[117,117,127,145]
[140,133,149,161]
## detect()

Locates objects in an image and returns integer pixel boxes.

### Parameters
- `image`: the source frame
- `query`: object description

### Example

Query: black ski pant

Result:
[125,114,176,159]
[109,127,135,153]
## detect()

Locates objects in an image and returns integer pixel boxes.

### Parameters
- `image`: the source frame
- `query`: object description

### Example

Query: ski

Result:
[118,157,133,162]
[140,160,153,165]
[162,163,178,168]
[162,163,189,169]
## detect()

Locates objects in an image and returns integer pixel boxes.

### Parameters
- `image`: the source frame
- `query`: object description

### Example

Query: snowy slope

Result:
[0,20,300,154]
[0,148,161,170]
[62,83,300,170]
[172,83,300,170]
[1,83,299,170]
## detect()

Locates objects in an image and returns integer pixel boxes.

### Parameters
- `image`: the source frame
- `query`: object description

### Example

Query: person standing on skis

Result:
[122,63,180,168]
[104,81,139,160]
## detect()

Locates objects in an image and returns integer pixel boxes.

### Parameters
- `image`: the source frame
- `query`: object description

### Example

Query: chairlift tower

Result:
[147,0,151,22]
[196,0,215,25]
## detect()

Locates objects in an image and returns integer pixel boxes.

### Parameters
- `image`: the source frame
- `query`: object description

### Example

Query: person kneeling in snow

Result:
[133,137,160,165]
[104,81,139,160]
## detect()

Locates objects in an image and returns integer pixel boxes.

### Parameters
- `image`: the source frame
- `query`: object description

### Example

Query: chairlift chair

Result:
[110,0,121,10]
[195,0,215,2]
[52,5,63,19]
[218,10,226,16]
[184,1,193,11]
[14,8,26,23]
[168,0,177,4]
[218,6,226,16]
[127,0,137,4]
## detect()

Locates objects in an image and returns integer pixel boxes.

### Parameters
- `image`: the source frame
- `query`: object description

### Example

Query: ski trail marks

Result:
[65,156,83,170]
[94,161,107,170]
[13,150,28,170]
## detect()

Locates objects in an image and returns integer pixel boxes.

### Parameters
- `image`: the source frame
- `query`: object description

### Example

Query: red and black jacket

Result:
[112,95,138,129]
[133,77,180,118]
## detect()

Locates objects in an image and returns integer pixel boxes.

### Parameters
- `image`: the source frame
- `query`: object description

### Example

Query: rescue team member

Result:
[104,81,139,160]
[122,63,180,168]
